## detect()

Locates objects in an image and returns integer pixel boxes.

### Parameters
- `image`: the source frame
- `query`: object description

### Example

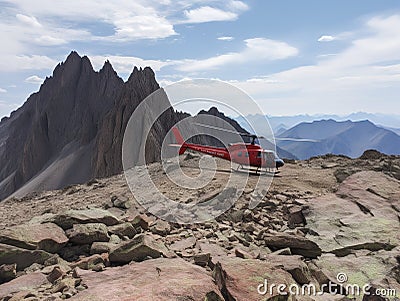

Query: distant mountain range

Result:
[236,112,400,134]
[276,119,400,159]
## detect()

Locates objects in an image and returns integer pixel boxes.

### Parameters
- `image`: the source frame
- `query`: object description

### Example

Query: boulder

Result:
[304,172,400,256]
[111,195,131,209]
[70,253,108,271]
[312,252,400,299]
[59,244,91,262]
[264,232,322,258]
[0,263,16,284]
[66,223,109,245]
[130,214,155,230]
[0,243,53,271]
[53,209,119,229]
[194,253,211,267]
[0,223,68,253]
[69,258,224,300]
[199,242,229,258]
[288,205,306,228]
[169,236,197,252]
[212,257,297,300]
[264,254,313,285]
[109,234,170,263]
[108,222,136,239]
[46,266,66,284]
[90,241,116,255]
[0,272,49,299]
[150,220,171,236]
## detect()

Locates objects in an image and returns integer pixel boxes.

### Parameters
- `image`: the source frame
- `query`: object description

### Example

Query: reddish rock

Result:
[69,258,223,300]
[169,236,197,252]
[0,223,68,253]
[130,214,154,230]
[46,266,66,284]
[109,234,170,263]
[0,272,49,299]
[70,254,109,271]
[213,257,296,301]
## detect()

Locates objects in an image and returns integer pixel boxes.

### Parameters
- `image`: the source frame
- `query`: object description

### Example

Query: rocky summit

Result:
[0,51,179,201]
[0,151,399,300]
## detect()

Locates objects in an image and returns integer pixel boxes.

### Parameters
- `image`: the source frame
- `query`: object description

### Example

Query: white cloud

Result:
[181,0,248,24]
[89,55,173,75]
[35,35,67,46]
[16,13,42,27]
[177,38,298,72]
[228,0,249,11]
[217,36,234,41]
[228,15,400,115]
[110,15,176,40]
[25,75,44,84]
[183,6,238,23]
[318,35,336,42]
[0,88,7,93]
[0,55,57,72]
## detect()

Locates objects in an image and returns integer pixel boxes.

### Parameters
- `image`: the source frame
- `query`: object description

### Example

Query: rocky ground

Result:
[0,150,399,301]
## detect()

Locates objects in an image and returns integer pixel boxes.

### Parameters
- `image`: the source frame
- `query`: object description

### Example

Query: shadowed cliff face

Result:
[0,52,179,200]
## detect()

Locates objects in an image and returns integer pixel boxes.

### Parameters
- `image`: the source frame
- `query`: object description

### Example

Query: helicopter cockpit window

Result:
[238,151,242,157]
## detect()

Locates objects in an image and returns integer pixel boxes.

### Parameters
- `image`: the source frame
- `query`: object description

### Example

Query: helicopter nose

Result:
[275,159,285,168]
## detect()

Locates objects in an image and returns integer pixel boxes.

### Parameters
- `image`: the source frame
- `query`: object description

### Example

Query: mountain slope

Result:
[277,119,400,159]
[0,52,179,200]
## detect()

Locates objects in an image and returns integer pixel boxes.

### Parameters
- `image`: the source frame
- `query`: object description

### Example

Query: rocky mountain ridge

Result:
[0,51,175,200]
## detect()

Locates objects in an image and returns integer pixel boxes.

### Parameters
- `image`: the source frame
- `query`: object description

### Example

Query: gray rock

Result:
[109,234,170,263]
[53,209,119,230]
[111,195,131,209]
[264,232,322,258]
[108,222,136,239]
[67,223,110,245]
[150,220,171,236]
[194,253,211,267]
[0,264,16,284]
[0,243,53,271]
[90,242,114,255]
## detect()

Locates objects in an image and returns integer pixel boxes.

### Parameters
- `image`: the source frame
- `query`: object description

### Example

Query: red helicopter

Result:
[170,124,285,174]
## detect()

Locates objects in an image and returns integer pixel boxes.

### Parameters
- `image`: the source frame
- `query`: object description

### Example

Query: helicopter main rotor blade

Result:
[275,137,319,142]
[193,123,265,139]
[193,123,317,142]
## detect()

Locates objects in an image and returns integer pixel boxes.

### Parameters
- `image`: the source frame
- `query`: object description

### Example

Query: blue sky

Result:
[1,0,400,118]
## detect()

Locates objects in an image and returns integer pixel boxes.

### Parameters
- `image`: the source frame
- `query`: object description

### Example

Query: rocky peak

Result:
[0,52,174,200]
[99,60,115,76]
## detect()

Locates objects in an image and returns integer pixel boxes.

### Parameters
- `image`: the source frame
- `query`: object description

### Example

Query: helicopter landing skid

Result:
[231,166,280,176]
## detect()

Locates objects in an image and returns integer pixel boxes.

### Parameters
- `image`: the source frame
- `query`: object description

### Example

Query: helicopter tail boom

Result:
[172,127,187,155]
